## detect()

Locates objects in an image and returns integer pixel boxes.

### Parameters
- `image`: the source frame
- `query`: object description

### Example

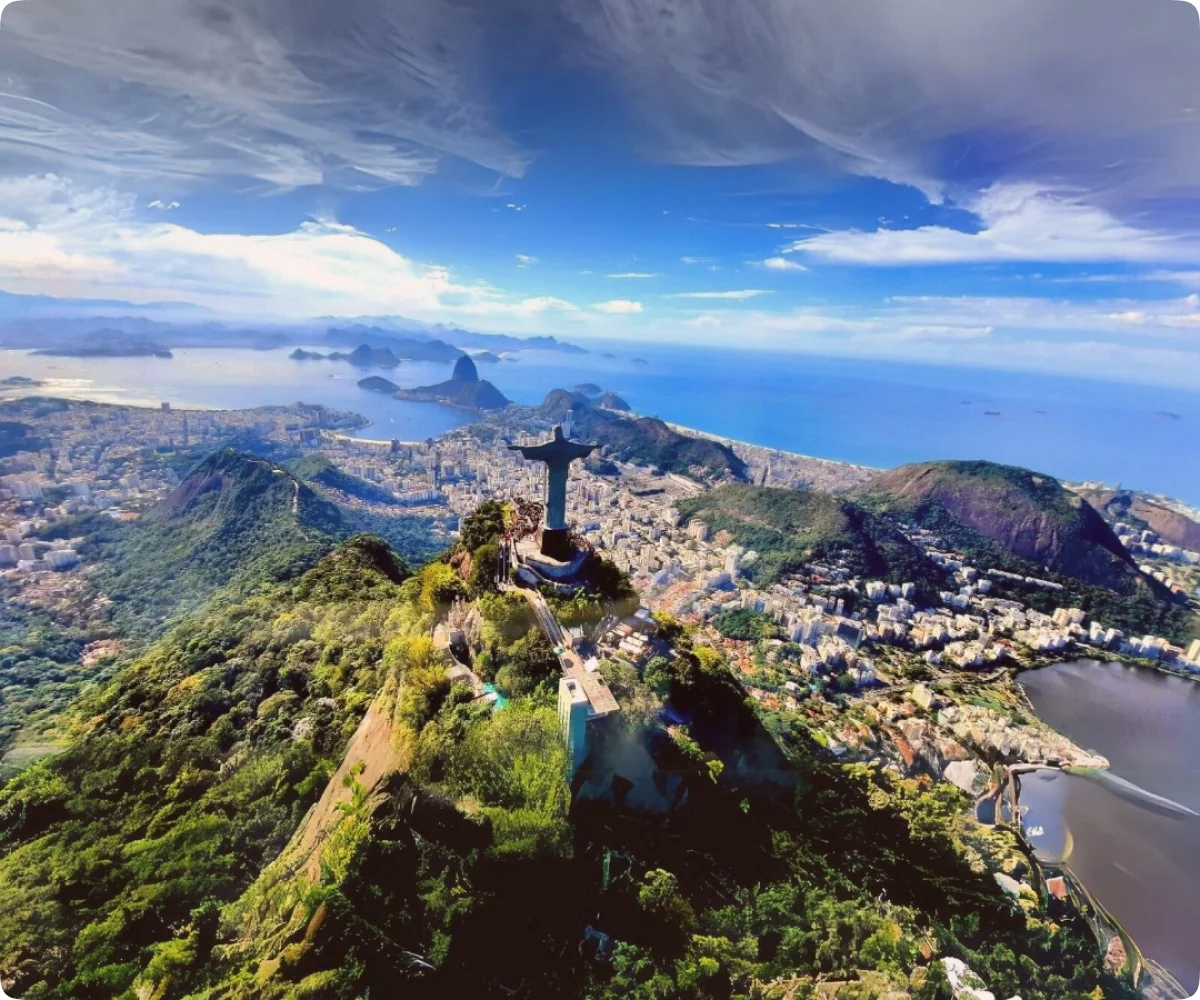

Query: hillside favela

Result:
[2,2,1200,1000]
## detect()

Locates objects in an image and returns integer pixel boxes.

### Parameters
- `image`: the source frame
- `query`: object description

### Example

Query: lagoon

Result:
[1018,660,1200,986]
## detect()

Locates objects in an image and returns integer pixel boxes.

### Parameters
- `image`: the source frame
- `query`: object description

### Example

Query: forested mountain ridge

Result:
[289,453,399,507]
[0,502,1134,1000]
[68,449,349,638]
[854,460,1193,641]
[856,460,1140,592]
[677,483,941,592]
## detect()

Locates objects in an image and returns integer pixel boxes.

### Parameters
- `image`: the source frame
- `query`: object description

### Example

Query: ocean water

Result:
[3,342,1199,503]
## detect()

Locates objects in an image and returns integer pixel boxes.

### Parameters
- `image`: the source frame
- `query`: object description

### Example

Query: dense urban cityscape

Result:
[4,395,1199,788]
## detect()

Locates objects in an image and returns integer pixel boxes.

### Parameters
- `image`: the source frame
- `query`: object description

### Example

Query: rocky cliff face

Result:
[1080,488,1200,551]
[452,354,479,382]
[859,460,1141,592]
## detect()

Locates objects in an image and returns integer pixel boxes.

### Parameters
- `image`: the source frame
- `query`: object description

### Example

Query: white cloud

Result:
[503,296,580,317]
[146,199,180,210]
[668,289,771,300]
[591,298,643,314]
[607,271,658,279]
[680,256,716,264]
[756,257,808,272]
[506,203,527,211]
[1144,270,1200,288]
[515,254,538,267]
[881,293,1200,338]
[789,184,1200,266]
[0,174,582,323]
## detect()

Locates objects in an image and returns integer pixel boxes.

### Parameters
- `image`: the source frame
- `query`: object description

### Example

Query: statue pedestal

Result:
[515,536,591,586]
[539,526,574,561]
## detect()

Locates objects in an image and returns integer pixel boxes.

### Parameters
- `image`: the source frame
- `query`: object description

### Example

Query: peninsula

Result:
[393,354,509,410]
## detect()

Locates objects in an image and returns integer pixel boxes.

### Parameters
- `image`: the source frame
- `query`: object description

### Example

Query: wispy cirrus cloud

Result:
[563,0,1200,212]
[0,0,530,190]
[607,271,658,279]
[668,289,771,300]
[515,254,538,267]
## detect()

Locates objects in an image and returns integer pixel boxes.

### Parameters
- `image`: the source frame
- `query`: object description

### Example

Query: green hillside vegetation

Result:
[72,450,348,638]
[0,598,96,758]
[289,454,398,506]
[0,525,1132,993]
[713,607,779,641]
[540,390,746,482]
[1,452,353,755]
[678,484,940,591]
[335,507,444,569]
[0,513,1134,1000]
[289,454,445,568]
[2,451,427,758]
[856,461,1193,642]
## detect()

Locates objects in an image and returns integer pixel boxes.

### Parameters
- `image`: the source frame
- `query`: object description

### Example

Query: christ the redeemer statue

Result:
[509,424,596,560]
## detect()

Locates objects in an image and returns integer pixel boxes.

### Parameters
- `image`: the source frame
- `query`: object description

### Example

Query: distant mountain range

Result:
[31,328,174,358]
[0,290,587,355]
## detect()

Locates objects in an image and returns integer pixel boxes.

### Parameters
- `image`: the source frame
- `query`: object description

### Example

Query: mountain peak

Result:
[452,354,479,383]
[857,459,1141,591]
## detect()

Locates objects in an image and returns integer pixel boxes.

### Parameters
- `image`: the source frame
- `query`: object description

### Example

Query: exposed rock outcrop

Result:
[858,460,1143,592]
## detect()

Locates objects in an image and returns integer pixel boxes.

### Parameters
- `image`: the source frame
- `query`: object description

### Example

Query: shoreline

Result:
[1005,765,1187,996]
[1010,660,1193,994]
[659,418,881,473]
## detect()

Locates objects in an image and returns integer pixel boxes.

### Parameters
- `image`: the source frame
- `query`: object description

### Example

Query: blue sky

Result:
[1,0,1200,385]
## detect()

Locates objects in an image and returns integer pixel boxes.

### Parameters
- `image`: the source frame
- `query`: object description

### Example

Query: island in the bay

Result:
[362,353,511,410]
[291,344,401,368]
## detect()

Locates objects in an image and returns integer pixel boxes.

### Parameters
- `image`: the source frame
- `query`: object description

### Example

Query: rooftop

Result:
[563,664,620,717]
